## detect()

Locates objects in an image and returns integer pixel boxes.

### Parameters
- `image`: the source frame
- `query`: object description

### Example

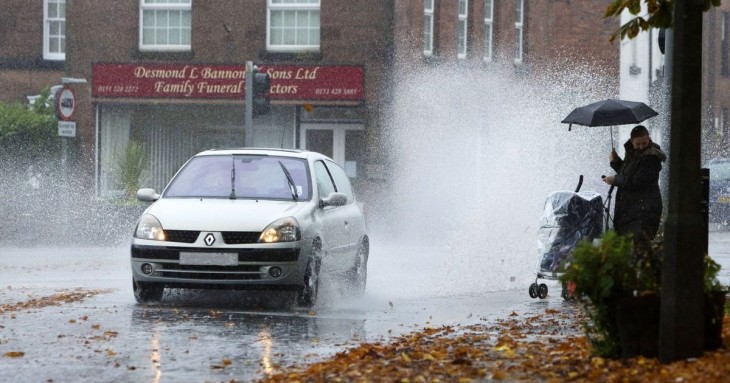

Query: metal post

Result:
[658,0,705,363]
[245,61,254,147]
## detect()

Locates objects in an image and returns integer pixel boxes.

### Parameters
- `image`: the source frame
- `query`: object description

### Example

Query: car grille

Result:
[132,246,300,263]
[164,230,200,243]
[160,264,262,280]
[221,231,261,244]
[159,231,261,244]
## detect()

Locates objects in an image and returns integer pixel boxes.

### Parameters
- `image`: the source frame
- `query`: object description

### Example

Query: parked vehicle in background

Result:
[706,158,730,229]
[130,148,368,307]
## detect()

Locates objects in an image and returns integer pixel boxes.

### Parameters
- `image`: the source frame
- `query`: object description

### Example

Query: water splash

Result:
[368,61,620,296]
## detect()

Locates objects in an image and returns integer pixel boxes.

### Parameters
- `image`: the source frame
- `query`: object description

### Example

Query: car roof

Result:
[193,147,329,161]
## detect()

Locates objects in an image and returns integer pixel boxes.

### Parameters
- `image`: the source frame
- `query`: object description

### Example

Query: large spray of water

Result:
[367,61,621,296]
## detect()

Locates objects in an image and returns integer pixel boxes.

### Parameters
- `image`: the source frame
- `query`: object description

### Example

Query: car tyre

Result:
[297,259,319,308]
[345,238,368,296]
[133,279,164,304]
[297,248,321,308]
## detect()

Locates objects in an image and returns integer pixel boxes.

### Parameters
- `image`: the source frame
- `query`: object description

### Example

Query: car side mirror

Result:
[319,192,347,208]
[137,188,160,202]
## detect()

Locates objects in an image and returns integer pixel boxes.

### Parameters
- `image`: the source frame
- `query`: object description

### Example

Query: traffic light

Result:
[252,70,271,117]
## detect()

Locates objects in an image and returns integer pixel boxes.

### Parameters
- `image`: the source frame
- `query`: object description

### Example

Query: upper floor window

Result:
[515,0,524,64]
[139,0,192,52]
[43,0,65,60]
[457,0,469,59]
[424,0,434,56]
[267,0,320,52]
[483,0,493,62]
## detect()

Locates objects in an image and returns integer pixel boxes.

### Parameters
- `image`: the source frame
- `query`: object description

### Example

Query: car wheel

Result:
[133,279,164,304]
[345,239,368,296]
[297,249,321,308]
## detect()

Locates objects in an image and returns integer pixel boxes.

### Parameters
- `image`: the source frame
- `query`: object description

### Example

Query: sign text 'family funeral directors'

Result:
[92,63,363,101]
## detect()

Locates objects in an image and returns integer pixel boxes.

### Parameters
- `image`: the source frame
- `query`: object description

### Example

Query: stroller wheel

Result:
[528,283,538,298]
[538,283,548,299]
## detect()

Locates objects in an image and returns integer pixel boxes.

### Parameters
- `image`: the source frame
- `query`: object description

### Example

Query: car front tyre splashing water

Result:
[345,239,368,296]
[133,279,164,304]
[297,257,320,308]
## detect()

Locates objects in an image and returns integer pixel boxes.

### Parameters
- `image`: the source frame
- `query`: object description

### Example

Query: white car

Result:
[130,148,368,307]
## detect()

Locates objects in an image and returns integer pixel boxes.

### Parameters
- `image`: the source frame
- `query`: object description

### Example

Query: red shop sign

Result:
[92,63,363,102]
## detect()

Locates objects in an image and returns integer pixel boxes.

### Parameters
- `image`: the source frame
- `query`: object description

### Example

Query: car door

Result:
[313,160,351,273]
[324,159,364,257]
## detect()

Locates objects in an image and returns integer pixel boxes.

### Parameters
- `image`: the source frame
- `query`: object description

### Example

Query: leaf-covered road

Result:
[259,306,730,383]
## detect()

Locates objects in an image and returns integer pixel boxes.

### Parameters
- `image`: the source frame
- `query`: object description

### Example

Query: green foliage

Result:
[559,231,659,357]
[561,231,725,357]
[705,254,723,292]
[606,0,721,42]
[0,87,58,161]
[560,231,652,302]
[113,140,149,201]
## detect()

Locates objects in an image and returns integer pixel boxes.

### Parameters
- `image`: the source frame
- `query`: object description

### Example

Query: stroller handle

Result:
[574,175,584,193]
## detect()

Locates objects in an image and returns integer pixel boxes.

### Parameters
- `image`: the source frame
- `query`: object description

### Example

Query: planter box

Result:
[704,290,727,351]
[615,294,660,359]
[615,292,726,359]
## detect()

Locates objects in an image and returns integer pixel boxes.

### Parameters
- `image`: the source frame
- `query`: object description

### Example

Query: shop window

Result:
[43,0,65,60]
[483,0,493,62]
[267,0,320,52]
[139,0,191,52]
[424,0,435,57]
[514,0,524,64]
[457,0,468,59]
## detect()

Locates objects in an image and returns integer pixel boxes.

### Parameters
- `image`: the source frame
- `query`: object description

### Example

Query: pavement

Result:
[254,230,730,382]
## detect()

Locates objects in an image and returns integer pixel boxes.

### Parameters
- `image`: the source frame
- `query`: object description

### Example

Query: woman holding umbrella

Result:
[602,125,667,258]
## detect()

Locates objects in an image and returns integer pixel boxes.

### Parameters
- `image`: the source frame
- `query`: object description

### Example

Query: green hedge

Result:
[0,87,59,165]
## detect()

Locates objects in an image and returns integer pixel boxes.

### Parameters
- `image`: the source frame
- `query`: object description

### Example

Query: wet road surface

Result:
[1,231,729,382]
[0,243,541,383]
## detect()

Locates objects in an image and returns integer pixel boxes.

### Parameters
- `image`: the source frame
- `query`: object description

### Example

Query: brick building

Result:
[0,0,64,103]
[2,0,623,206]
[704,2,730,160]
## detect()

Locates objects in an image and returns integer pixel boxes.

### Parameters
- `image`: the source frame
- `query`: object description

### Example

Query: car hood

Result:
[146,198,308,232]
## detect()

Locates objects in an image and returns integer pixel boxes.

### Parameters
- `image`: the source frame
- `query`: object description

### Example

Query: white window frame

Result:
[457,0,468,59]
[138,0,192,52]
[43,0,65,61]
[515,0,524,64]
[424,0,434,57]
[266,0,321,52]
[483,0,493,62]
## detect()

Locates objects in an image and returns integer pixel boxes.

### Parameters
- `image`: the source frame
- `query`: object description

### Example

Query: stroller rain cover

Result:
[536,191,604,277]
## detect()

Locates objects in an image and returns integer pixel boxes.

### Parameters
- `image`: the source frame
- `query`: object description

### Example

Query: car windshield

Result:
[163,154,311,200]
[708,161,730,181]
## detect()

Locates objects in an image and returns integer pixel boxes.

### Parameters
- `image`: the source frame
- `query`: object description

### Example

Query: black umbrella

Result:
[561,99,659,148]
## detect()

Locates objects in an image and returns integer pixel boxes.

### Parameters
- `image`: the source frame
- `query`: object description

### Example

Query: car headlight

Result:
[134,214,166,241]
[259,217,301,243]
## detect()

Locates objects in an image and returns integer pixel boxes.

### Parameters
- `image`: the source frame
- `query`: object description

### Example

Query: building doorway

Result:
[301,124,364,178]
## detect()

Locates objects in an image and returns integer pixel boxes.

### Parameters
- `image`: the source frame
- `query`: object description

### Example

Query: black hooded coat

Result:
[610,139,667,239]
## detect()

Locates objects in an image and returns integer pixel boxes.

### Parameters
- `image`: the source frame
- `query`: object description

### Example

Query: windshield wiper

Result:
[229,156,237,199]
[278,161,299,201]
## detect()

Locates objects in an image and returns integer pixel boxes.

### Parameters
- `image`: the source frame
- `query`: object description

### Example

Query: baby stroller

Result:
[528,176,609,299]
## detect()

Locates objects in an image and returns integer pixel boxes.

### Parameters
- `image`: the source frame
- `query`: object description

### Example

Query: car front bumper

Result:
[130,243,304,290]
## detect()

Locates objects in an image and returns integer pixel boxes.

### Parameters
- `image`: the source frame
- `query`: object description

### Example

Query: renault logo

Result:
[204,233,216,246]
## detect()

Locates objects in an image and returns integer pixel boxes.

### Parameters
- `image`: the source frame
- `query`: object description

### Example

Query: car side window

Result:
[325,160,354,203]
[314,161,336,198]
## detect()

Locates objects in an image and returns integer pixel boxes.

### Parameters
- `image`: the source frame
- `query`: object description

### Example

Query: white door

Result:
[301,124,364,178]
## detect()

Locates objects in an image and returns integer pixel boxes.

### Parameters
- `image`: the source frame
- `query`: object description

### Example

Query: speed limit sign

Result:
[56,85,76,121]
